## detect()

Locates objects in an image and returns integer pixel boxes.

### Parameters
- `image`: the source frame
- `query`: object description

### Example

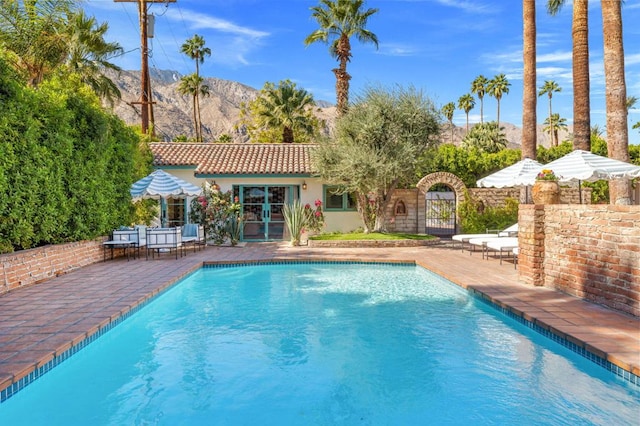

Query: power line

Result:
[113,0,176,136]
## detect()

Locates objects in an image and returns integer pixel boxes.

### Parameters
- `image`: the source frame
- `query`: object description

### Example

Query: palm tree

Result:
[457,94,475,134]
[543,113,568,147]
[253,80,317,143]
[487,74,510,128]
[178,73,209,141]
[538,80,562,146]
[626,96,638,111]
[304,0,379,116]
[181,34,211,141]
[522,0,537,161]
[441,102,456,143]
[547,0,590,151]
[601,0,630,204]
[63,10,124,105]
[471,75,488,124]
[461,122,508,154]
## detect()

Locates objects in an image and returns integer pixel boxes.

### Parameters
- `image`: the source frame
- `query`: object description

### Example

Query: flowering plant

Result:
[304,199,325,233]
[190,187,242,245]
[536,169,558,181]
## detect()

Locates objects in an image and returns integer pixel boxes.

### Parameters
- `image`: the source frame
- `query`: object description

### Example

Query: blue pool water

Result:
[0,263,638,425]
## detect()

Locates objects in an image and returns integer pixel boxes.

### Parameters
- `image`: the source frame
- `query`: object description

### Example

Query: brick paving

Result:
[0,242,638,398]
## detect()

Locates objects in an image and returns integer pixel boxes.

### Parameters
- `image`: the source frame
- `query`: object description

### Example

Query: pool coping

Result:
[1,254,638,403]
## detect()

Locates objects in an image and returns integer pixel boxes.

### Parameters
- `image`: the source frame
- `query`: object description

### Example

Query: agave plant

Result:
[282,200,307,246]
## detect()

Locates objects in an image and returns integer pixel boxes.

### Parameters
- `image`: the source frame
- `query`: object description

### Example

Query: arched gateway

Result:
[416,172,468,236]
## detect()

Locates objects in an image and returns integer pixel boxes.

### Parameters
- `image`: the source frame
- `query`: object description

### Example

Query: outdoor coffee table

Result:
[102,240,134,261]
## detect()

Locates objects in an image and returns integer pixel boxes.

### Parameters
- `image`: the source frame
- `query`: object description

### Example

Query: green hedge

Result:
[0,61,143,253]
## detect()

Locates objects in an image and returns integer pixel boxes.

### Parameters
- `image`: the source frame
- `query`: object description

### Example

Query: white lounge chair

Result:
[485,237,519,264]
[452,223,518,252]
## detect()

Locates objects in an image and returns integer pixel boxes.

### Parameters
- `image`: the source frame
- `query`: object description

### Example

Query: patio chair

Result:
[452,223,518,252]
[181,224,205,252]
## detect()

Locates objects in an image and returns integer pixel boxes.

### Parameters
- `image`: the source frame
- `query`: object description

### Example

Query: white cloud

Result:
[537,51,572,63]
[377,43,419,57]
[169,9,269,39]
[429,0,496,14]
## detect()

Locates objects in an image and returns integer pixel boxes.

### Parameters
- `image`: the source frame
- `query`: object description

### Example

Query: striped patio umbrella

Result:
[522,150,640,203]
[130,170,202,226]
[540,150,640,182]
[476,158,543,188]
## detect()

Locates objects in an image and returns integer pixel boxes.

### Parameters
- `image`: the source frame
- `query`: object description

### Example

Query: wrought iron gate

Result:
[425,191,456,236]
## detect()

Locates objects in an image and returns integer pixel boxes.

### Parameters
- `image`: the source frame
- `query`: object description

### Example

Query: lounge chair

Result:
[452,224,518,252]
[484,237,519,264]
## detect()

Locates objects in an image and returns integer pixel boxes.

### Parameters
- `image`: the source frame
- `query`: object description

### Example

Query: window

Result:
[323,186,357,211]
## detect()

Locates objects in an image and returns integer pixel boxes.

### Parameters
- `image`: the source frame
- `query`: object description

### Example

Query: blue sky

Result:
[84,0,640,144]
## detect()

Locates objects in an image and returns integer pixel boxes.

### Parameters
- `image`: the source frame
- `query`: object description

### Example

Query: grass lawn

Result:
[309,232,436,241]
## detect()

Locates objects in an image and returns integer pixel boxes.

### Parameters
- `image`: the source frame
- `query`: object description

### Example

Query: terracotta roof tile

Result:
[150,143,315,176]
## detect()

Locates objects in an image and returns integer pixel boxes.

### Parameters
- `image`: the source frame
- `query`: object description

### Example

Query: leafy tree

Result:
[180,34,211,141]
[471,75,488,123]
[217,133,232,143]
[304,0,379,116]
[457,93,475,133]
[461,121,508,154]
[312,85,441,232]
[487,73,510,128]
[543,113,568,147]
[238,80,321,144]
[547,0,590,151]
[441,102,455,143]
[415,144,521,188]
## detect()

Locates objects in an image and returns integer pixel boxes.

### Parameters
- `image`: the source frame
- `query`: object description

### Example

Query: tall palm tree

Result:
[471,75,488,124]
[441,102,456,143]
[181,34,211,141]
[253,80,317,143]
[457,94,475,134]
[487,74,510,128]
[547,0,590,151]
[304,0,379,116]
[522,0,537,161]
[538,80,562,146]
[178,73,209,141]
[0,0,73,87]
[601,0,630,204]
[543,113,568,147]
[63,10,123,105]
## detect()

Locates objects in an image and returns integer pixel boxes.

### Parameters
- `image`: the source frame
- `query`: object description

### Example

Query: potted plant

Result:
[532,169,560,204]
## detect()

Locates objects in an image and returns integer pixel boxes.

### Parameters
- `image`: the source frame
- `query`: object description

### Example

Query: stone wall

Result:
[518,204,639,317]
[0,238,108,294]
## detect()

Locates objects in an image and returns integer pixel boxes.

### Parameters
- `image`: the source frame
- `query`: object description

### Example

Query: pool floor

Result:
[0,243,638,404]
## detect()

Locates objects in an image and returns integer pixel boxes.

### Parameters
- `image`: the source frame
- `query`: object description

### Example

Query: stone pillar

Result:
[518,204,546,286]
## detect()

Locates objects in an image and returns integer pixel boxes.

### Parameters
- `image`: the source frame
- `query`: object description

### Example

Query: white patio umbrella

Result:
[476,158,543,204]
[522,150,640,203]
[130,169,202,227]
[476,158,543,188]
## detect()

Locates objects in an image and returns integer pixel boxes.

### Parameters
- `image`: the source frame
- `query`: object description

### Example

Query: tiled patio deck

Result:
[1,242,638,400]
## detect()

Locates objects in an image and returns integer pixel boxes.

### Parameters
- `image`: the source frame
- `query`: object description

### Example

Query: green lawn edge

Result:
[309,232,436,241]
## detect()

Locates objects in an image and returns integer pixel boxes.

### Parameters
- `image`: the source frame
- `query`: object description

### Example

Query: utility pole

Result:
[114,0,175,135]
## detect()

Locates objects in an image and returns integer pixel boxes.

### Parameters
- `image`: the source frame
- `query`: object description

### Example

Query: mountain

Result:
[106,69,334,142]
[107,69,568,147]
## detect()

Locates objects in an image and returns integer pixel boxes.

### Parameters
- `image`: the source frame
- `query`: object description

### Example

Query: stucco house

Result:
[149,143,362,242]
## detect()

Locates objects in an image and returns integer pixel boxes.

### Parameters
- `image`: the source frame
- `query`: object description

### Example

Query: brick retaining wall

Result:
[519,204,640,317]
[0,238,108,294]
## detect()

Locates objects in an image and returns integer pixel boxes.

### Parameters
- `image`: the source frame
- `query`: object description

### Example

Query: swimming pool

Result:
[0,263,638,425]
